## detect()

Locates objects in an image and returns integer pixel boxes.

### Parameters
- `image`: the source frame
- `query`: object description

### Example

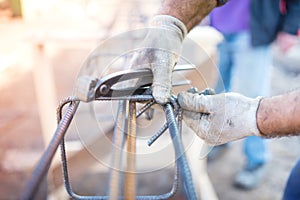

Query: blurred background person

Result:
[208,0,275,190]
[208,0,300,191]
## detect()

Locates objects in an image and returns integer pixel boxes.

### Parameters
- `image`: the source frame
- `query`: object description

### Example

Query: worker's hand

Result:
[130,15,187,104]
[177,91,263,145]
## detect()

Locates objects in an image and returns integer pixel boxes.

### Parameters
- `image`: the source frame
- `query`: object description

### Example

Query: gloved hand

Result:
[130,15,187,104]
[177,91,263,145]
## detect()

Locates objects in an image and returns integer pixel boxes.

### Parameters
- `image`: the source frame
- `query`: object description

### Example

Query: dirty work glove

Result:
[177,91,263,145]
[130,15,187,104]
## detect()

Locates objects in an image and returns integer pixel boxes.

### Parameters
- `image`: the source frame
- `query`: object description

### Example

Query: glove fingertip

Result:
[152,87,171,104]
[178,91,211,113]
[177,92,189,109]
[177,91,198,111]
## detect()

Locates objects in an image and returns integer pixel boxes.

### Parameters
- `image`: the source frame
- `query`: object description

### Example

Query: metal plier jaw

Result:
[75,69,153,102]
[75,64,196,102]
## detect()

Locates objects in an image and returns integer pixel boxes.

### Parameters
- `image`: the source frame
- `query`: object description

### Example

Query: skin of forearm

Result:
[257,89,300,137]
[158,0,218,31]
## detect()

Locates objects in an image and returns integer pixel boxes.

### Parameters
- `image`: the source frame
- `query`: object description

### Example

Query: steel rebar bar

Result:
[21,100,79,200]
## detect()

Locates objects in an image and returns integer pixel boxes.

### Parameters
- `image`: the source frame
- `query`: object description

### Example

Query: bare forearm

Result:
[257,89,300,137]
[158,0,218,31]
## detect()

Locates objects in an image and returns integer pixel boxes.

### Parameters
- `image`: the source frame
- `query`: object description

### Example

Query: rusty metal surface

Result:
[124,101,137,199]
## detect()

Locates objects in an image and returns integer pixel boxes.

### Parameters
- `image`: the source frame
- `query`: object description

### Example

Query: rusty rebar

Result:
[124,101,137,200]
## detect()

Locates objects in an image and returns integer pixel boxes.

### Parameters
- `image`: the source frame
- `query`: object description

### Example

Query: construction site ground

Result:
[1,17,300,200]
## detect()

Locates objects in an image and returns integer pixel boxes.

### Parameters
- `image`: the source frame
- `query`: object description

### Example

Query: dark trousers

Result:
[283,158,300,200]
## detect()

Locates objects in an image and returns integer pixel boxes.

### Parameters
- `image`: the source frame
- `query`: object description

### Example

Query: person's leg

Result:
[230,32,271,97]
[231,31,271,164]
[243,136,268,168]
[230,31,271,189]
[283,158,300,200]
[215,34,233,93]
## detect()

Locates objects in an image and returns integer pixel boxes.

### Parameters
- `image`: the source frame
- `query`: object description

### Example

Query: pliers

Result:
[75,64,195,102]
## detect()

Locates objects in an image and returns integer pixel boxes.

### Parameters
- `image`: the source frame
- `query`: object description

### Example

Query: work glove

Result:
[130,15,187,104]
[177,91,263,145]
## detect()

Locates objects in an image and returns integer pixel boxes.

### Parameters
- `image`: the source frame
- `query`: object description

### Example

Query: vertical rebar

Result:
[163,103,198,200]
[108,101,127,200]
[124,101,137,200]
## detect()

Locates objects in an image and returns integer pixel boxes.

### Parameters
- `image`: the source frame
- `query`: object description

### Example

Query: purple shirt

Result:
[210,0,250,34]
